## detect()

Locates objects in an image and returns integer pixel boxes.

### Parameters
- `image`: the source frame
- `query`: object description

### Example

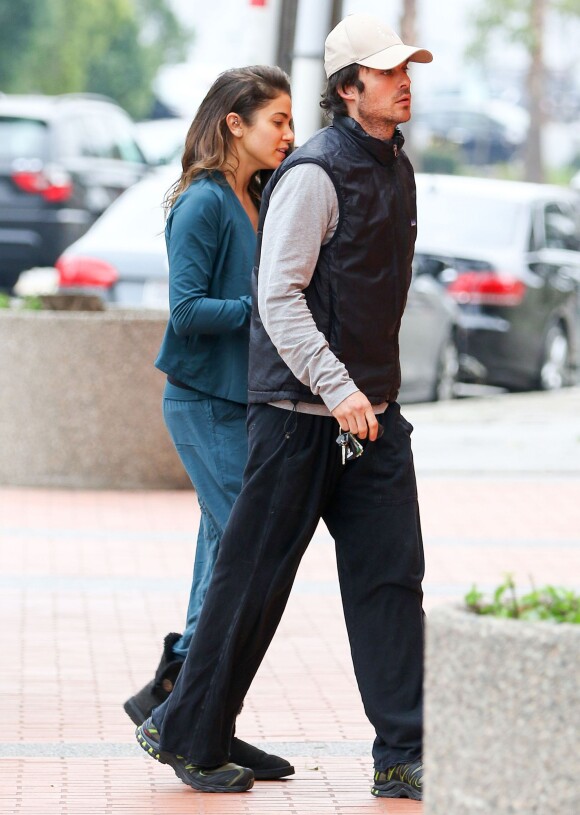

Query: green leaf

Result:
[464,578,580,623]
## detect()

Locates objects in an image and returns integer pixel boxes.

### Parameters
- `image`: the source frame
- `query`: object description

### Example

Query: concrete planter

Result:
[0,309,190,489]
[424,604,580,815]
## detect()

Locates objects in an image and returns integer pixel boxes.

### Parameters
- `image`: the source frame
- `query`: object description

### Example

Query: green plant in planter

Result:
[0,294,46,310]
[0,294,98,311]
[465,574,580,623]
[21,296,43,310]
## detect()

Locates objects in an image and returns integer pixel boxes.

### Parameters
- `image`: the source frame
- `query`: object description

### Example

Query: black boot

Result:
[229,701,294,780]
[123,632,184,726]
[230,737,295,780]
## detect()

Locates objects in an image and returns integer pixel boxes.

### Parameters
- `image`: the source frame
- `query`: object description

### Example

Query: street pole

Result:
[525,0,545,182]
[290,0,334,144]
[275,0,298,75]
[245,0,284,65]
[399,0,418,166]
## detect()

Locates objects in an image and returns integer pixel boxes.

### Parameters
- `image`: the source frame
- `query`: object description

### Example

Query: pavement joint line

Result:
[0,741,373,758]
[1,528,578,548]
[416,472,580,481]
[2,576,576,597]
[416,469,580,477]
[0,528,199,542]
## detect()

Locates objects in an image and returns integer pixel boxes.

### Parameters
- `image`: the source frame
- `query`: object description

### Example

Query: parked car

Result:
[412,101,526,165]
[52,163,460,403]
[399,269,460,402]
[0,93,149,291]
[415,173,580,391]
[54,163,174,308]
[135,117,190,166]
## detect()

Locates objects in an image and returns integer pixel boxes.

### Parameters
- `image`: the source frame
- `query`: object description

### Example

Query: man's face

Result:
[344,64,412,137]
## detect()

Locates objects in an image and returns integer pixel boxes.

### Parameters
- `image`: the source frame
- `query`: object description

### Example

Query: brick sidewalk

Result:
[1,465,578,812]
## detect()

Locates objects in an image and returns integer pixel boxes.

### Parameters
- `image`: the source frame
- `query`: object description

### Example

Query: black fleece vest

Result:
[248,116,417,406]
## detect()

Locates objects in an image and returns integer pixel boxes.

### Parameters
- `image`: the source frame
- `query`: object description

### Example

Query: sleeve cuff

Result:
[321,381,360,413]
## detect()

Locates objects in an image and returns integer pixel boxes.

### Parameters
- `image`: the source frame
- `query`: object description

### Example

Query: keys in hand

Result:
[335,424,384,465]
[336,431,364,464]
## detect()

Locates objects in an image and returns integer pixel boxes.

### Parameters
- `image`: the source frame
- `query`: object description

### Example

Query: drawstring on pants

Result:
[283,403,298,438]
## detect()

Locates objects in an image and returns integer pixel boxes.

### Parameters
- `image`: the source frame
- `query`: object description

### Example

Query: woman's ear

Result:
[225,112,243,137]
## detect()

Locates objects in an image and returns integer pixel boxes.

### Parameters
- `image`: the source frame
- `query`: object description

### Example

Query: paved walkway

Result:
[1,389,578,814]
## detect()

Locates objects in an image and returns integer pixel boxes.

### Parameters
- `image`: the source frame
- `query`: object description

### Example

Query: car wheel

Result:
[539,324,570,390]
[433,334,459,401]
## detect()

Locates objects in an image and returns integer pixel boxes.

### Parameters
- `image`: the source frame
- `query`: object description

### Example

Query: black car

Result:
[0,93,149,290]
[412,103,525,165]
[415,173,580,391]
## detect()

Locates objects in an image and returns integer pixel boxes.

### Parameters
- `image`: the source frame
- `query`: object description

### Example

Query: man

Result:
[135,13,432,800]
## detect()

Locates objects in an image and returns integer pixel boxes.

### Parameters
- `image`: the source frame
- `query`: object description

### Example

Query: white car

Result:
[55,164,175,309]
[134,118,190,166]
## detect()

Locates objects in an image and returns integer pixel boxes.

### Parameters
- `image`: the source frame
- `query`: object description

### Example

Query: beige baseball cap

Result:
[324,13,433,79]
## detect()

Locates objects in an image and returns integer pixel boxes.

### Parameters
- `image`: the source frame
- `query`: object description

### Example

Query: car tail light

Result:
[11,166,73,203]
[56,256,118,289]
[447,271,525,306]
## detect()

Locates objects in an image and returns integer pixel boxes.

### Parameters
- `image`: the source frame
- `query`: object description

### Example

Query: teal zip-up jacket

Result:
[155,173,255,404]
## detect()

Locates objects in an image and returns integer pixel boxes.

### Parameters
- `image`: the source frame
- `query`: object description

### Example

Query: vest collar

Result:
[333,116,405,166]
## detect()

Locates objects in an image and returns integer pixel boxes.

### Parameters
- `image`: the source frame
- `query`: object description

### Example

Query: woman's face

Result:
[235,93,294,174]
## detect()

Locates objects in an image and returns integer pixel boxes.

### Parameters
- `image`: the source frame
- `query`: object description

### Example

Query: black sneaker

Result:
[371,759,423,800]
[136,718,254,793]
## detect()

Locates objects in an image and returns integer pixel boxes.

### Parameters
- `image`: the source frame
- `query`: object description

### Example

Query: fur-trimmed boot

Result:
[123,632,184,726]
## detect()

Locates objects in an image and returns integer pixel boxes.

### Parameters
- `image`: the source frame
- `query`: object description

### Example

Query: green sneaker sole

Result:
[136,723,254,793]
[371,780,422,800]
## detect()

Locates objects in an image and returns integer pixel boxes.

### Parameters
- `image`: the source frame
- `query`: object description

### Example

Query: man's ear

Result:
[337,83,357,102]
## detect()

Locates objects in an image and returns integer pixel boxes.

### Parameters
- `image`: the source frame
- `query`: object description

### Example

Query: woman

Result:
[124,66,294,780]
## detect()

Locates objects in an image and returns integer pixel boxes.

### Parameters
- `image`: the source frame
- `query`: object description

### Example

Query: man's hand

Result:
[331,391,380,441]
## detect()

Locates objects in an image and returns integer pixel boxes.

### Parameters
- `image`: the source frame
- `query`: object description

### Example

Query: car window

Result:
[417,189,524,250]
[0,117,48,161]
[75,112,118,159]
[54,115,86,159]
[528,209,541,252]
[544,202,580,251]
[106,110,146,163]
[73,109,144,163]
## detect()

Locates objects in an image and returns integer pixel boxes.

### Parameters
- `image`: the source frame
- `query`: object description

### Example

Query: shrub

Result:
[465,575,580,623]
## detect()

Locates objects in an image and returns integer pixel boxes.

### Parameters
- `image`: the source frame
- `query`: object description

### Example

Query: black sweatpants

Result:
[153,402,425,771]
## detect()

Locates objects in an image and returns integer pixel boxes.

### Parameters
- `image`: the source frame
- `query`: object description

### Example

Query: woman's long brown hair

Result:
[164,65,291,212]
